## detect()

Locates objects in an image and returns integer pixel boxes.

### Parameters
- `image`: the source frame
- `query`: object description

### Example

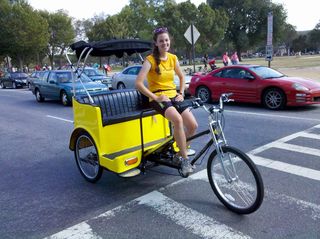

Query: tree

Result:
[39,10,75,68]
[154,1,227,62]
[0,0,49,70]
[292,35,308,53]
[307,21,320,52]
[208,0,287,61]
[74,19,94,41]
[195,3,228,53]
[280,23,298,55]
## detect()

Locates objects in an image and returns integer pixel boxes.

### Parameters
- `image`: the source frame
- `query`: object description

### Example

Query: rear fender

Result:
[69,128,88,151]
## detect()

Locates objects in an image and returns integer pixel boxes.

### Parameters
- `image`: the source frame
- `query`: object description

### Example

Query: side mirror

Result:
[49,80,56,84]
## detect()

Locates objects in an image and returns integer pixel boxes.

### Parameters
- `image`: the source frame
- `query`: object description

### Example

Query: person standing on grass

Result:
[222,52,230,66]
[135,27,198,175]
[231,52,239,65]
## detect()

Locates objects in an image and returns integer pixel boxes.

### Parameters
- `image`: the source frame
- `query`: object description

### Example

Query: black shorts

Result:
[149,96,190,116]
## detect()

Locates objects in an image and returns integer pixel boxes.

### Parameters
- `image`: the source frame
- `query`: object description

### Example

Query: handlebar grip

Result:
[191,98,204,108]
[221,92,234,102]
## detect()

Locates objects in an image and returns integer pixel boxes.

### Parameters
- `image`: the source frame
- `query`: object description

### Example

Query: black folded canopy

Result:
[70,39,152,59]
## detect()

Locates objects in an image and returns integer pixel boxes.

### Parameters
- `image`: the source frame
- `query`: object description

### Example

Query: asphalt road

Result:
[0,88,320,239]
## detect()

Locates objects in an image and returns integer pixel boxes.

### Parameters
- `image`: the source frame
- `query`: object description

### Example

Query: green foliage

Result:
[83,0,228,63]
[1,0,317,69]
[280,23,298,53]
[208,0,287,59]
[39,10,75,67]
[292,35,308,52]
[0,0,49,69]
[307,21,320,51]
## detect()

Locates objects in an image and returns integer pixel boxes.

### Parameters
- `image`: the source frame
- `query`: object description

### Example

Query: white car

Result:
[111,65,191,93]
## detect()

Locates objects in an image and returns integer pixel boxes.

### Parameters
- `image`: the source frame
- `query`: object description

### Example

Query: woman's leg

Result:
[165,106,188,159]
[181,109,198,145]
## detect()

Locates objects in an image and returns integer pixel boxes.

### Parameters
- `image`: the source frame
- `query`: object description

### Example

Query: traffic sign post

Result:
[266,12,273,68]
[184,24,200,73]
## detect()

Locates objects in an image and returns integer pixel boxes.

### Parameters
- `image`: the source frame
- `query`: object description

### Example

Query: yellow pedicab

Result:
[67,39,264,214]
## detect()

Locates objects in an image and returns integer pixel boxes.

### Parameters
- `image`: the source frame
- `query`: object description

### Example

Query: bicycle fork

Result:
[210,121,238,183]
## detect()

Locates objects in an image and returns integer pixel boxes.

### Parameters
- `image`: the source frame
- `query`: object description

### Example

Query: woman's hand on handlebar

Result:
[174,93,184,102]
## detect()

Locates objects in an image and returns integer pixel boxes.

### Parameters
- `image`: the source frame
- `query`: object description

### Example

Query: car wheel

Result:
[61,91,71,106]
[0,82,5,89]
[263,88,286,110]
[117,82,126,89]
[196,86,211,103]
[35,89,45,102]
[12,82,17,89]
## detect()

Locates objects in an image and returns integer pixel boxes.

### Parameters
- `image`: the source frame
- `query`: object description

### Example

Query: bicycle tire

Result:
[74,132,103,183]
[207,146,264,214]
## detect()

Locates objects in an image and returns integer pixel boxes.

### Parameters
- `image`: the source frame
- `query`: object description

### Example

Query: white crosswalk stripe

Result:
[44,123,320,238]
[248,123,320,180]
[137,191,251,239]
[248,154,320,181]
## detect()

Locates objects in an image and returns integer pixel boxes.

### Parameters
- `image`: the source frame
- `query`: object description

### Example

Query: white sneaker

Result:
[181,159,194,175]
[187,148,196,156]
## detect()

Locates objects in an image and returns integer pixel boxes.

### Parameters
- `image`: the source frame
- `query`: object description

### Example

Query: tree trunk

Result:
[18,56,23,72]
[49,54,54,69]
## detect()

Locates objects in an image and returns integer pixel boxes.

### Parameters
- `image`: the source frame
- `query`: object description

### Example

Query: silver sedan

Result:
[111,65,191,93]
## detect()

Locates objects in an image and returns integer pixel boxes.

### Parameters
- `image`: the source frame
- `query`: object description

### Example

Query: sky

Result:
[27,0,319,31]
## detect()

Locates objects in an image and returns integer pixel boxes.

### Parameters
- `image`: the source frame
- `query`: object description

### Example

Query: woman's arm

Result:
[175,59,185,97]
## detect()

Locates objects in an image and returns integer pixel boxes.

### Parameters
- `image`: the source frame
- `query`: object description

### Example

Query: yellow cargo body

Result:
[70,98,171,174]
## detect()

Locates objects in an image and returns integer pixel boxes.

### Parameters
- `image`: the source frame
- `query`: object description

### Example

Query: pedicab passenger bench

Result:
[72,89,171,174]
[76,89,156,126]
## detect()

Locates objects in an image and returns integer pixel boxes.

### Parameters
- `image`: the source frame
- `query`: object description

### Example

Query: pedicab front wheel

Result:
[207,146,264,214]
[75,132,103,183]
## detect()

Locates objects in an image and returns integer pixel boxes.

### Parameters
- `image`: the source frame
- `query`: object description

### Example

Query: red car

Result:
[189,64,320,110]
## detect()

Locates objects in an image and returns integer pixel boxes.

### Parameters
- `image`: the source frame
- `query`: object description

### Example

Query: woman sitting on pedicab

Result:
[135,27,198,175]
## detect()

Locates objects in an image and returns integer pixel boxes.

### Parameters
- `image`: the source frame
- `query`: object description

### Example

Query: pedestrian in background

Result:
[231,52,239,65]
[202,53,208,71]
[222,52,230,66]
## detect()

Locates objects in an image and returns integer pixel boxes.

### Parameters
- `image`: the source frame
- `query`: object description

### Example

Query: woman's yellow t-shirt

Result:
[146,53,178,98]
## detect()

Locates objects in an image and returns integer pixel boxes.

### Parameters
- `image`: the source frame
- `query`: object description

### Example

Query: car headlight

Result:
[71,89,86,93]
[292,83,309,91]
[76,89,86,93]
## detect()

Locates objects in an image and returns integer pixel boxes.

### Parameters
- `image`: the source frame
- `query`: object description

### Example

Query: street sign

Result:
[266,12,273,67]
[184,25,200,45]
[265,45,273,66]
[184,24,200,73]
[267,12,273,45]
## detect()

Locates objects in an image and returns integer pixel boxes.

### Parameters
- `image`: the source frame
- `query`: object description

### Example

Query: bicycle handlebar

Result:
[190,92,234,113]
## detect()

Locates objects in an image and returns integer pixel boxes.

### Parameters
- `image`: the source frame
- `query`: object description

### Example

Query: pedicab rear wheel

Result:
[75,132,103,183]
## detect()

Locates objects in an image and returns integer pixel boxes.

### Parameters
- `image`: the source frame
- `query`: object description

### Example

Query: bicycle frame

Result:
[141,94,236,180]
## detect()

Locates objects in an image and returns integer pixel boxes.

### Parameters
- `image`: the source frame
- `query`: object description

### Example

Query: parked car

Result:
[0,72,28,89]
[81,67,112,89]
[27,71,46,89]
[189,64,320,110]
[111,65,191,93]
[31,70,109,106]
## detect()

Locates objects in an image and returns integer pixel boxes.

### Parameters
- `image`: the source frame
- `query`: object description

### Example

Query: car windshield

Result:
[84,68,104,76]
[56,72,92,83]
[249,66,284,79]
[11,72,28,78]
